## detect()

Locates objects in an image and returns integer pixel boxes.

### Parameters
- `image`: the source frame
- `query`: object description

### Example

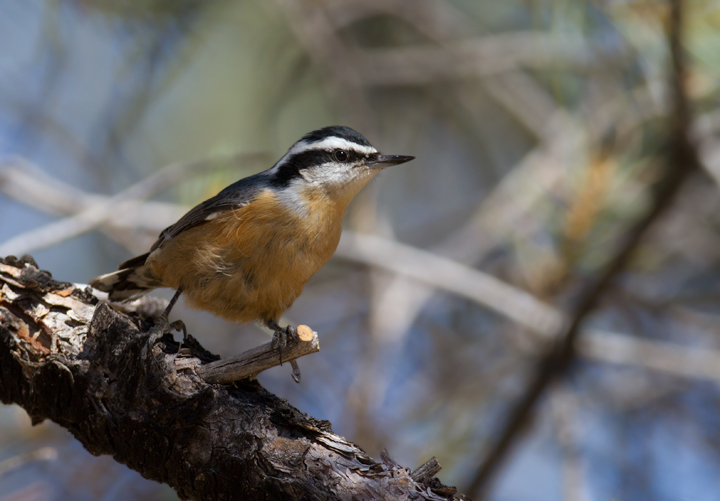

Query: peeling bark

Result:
[0,255,465,501]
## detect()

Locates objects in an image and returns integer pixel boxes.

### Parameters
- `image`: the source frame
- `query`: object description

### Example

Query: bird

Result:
[89,126,414,356]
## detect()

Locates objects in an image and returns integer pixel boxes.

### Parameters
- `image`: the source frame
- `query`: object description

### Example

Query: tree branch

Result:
[0,255,463,501]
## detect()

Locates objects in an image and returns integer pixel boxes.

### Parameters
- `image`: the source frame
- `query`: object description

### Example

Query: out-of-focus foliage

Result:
[2,0,720,500]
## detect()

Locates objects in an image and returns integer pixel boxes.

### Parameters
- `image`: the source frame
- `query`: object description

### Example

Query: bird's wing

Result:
[149,175,267,253]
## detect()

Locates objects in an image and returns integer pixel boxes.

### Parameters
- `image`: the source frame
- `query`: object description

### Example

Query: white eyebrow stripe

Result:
[289,137,377,156]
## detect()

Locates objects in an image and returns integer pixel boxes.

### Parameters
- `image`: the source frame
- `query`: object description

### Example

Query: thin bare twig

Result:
[467,1,696,496]
[350,33,624,87]
[337,232,564,334]
[338,232,720,383]
[0,159,184,252]
[0,152,266,256]
[368,111,581,343]
[197,326,320,384]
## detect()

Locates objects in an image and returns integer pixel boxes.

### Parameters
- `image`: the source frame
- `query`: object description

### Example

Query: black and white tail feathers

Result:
[89,252,158,302]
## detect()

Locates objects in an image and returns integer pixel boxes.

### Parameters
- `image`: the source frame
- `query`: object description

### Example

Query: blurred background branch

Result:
[468,1,700,495]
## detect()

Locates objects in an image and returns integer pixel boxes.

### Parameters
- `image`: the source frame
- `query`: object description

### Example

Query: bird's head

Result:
[267,126,414,205]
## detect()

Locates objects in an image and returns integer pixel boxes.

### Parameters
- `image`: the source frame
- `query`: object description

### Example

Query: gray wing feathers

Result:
[150,175,266,252]
[89,173,267,302]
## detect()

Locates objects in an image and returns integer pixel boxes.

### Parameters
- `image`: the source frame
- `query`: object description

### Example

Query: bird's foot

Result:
[271,324,297,361]
[148,315,188,347]
[268,323,301,383]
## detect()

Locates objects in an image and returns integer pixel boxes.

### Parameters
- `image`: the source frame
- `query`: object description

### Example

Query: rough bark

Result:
[0,255,464,501]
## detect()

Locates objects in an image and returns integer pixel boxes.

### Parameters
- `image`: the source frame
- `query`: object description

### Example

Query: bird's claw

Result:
[290,360,301,383]
[147,316,188,348]
[169,319,188,341]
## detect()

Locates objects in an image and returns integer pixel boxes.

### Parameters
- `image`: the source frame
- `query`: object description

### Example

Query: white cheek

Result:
[276,165,377,215]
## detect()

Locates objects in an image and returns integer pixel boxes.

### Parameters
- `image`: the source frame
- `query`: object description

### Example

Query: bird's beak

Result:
[367,154,415,169]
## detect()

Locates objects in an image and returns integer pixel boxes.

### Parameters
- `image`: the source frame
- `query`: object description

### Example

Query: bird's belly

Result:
[150,194,342,323]
[182,247,320,323]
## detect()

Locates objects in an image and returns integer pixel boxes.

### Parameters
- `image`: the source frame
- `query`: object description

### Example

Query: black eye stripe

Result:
[270,146,378,187]
[296,148,364,162]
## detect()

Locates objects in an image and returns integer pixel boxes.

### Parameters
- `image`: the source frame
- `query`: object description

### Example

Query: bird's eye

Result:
[334,150,348,162]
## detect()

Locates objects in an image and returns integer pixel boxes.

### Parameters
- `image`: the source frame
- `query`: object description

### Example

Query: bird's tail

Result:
[89,253,162,302]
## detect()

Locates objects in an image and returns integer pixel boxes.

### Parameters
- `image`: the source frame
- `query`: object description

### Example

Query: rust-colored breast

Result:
[147,188,344,323]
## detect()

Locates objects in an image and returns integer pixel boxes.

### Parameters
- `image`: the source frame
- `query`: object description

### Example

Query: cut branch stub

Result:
[412,457,443,483]
[196,325,320,384]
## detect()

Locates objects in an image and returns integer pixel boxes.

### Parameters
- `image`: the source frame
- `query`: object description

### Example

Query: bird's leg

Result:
[265,320,300,381]
[162,285,184,318]
[149,286,187,346]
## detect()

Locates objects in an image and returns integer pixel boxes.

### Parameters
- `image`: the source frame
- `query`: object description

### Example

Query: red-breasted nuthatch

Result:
[90,126,414,351]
